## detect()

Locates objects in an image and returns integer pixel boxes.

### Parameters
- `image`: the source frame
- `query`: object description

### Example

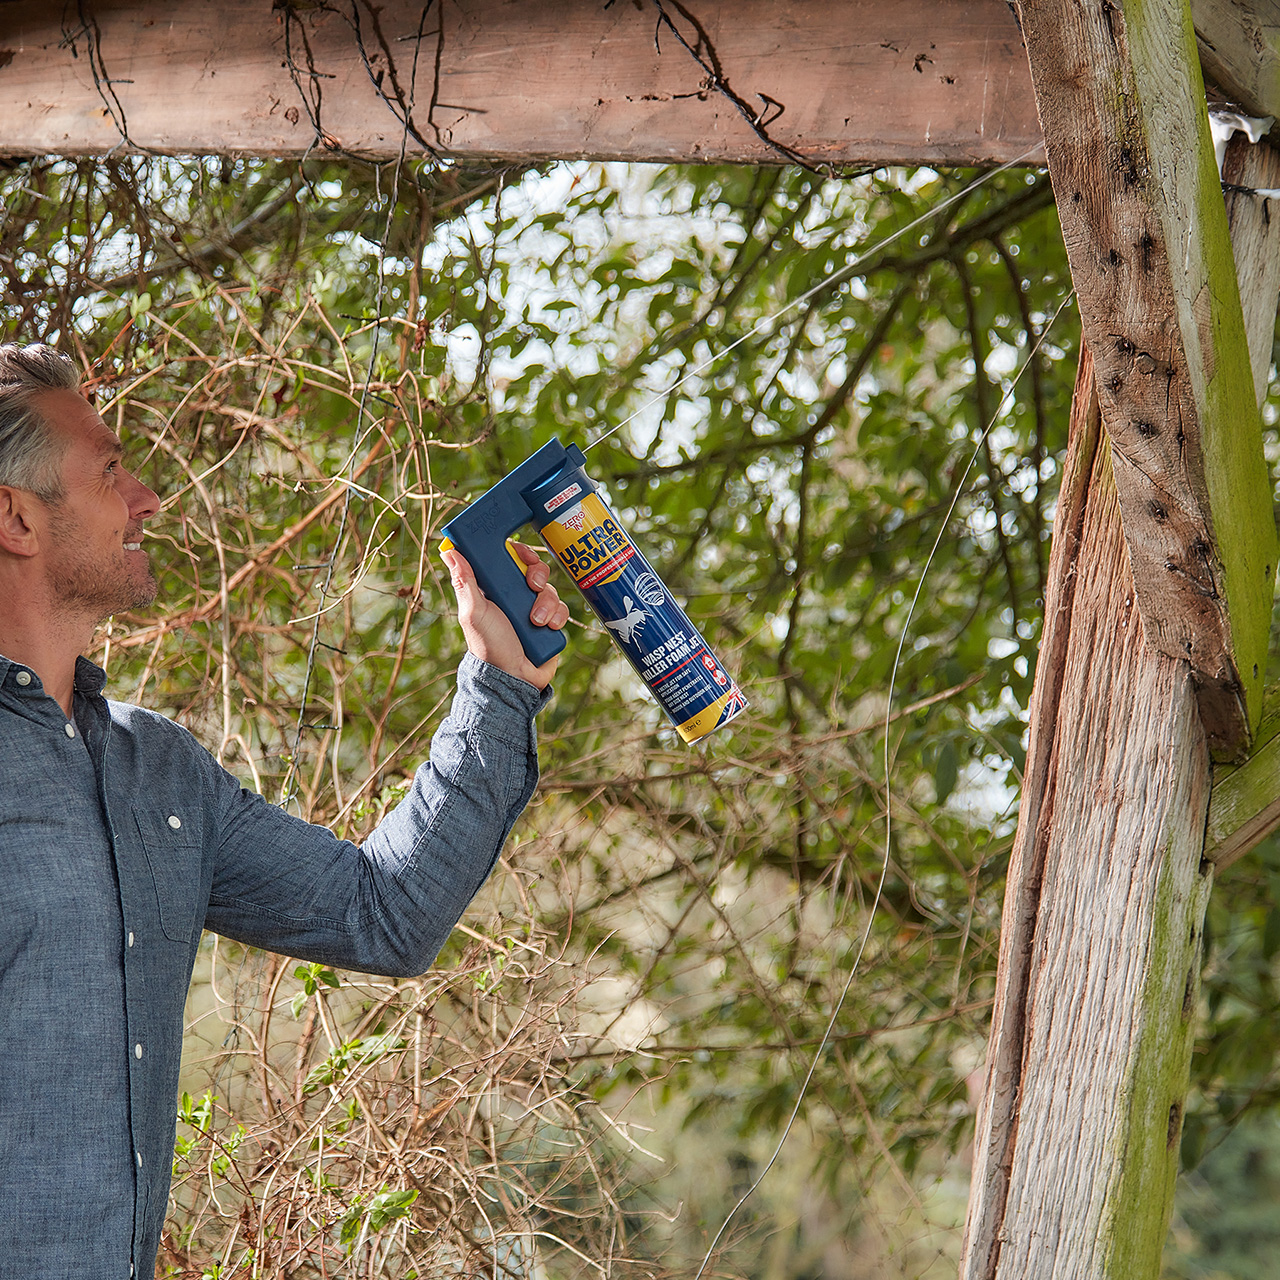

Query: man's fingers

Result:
[533,596,569,629]
[509,541,566,626]
[531,585,568,628]
[441,547,465,590]
[511,540,550,591]
[445,545,564,629]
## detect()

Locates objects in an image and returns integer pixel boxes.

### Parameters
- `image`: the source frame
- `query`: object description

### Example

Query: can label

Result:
[538,492,747,743]
[544,482,582,512]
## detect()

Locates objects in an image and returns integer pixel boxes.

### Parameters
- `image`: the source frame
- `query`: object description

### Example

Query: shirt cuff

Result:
[450,652,553,744]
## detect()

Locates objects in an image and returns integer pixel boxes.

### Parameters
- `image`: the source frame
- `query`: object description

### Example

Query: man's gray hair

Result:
[0,343,81,503]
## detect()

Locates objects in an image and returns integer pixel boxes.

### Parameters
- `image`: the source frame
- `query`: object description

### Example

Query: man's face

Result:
[33,389,162,622]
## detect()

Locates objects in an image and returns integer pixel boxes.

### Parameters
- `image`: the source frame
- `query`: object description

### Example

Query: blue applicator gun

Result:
[440,439,747,744]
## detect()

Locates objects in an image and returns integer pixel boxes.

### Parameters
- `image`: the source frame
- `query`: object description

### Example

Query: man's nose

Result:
[122,468,160,521]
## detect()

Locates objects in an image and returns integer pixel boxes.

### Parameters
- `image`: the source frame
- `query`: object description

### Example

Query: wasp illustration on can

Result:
[440,438,748,744]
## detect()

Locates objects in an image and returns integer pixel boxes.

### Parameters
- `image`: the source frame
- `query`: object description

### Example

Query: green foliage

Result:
[1166,1111,1280,1279]
[2,151,1084,1277]
[339,1186,419,1253]
[303,1033,405,1093]
[291,962,341,1016]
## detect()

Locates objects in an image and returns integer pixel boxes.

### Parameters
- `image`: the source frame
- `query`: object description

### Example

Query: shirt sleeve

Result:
[203,654,551,977]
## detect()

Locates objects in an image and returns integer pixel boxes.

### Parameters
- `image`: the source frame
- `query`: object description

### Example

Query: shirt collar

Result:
[0,651,108,697]
[74,655,108,697]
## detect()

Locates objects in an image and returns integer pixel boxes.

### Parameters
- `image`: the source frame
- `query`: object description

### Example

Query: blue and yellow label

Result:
[543,495,636,589]
[537,491,747,743]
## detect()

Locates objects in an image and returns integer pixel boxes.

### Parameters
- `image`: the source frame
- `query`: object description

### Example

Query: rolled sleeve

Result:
[205,655,551,976]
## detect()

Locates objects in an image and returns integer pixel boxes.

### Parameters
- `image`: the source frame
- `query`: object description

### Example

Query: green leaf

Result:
[934,741,959,806]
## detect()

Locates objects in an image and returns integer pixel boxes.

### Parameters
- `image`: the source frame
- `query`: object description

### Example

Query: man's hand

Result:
[441,542,569,689]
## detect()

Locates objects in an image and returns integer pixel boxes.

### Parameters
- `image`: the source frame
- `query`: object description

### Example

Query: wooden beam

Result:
[960,348,1106,1280]
[962,14,1280,1277]
[1015,0,1277,761]
[1221,135,1280,403]
[0,0,1273,169]
[1195,0,1280,120]
[0,0,1044,167]
[0,0,1269,166]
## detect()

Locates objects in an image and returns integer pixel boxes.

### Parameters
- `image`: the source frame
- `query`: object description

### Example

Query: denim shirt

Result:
[0,649,549,1279]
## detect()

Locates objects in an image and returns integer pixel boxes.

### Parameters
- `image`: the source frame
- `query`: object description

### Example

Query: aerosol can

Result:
[440,439,747,744]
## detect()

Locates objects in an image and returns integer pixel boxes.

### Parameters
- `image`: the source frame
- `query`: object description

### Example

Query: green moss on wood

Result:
[1103,838,1212,1279]
[1125,0,1278,744]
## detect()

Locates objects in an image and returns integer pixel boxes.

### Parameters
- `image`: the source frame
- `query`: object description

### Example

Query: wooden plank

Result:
[961,345,1106,1280]
[1016,0,1277,761]
[1195,0,1280,120]
[1198,137,1280,868]
[963,124,1280,1280]
[1222,135,1280,403]
[0,0,1269,166]
[0,0,1043,166]
[962,39,1280,1278]
[960,346,1214,1280]
[1206,699,1280,868]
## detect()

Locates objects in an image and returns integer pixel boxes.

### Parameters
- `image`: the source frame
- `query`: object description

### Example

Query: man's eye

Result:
[106,460,119,473]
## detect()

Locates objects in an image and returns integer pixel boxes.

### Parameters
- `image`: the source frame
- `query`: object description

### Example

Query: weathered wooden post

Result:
[960,2,1280,1276]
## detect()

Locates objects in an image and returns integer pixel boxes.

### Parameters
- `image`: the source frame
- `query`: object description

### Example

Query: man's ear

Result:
[0,485,41,557]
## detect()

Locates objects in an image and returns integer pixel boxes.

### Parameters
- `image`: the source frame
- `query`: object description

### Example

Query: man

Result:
[0,342,569,1278]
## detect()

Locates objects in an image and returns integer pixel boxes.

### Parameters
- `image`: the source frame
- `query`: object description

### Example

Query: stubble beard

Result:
[47,516,159,624]
[50,553,158,622]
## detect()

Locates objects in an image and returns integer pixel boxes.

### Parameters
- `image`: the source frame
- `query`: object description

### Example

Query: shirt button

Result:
[128,932,135,948]
[64,723,75,738]
[15,671,30,686]
[134,1043,143,1059]
[167,814,182,830]
[135,1152,143,1168]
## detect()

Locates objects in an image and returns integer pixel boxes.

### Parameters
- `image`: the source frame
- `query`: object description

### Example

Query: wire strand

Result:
[691,286,1076,1280]
[585,147,1042,454]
